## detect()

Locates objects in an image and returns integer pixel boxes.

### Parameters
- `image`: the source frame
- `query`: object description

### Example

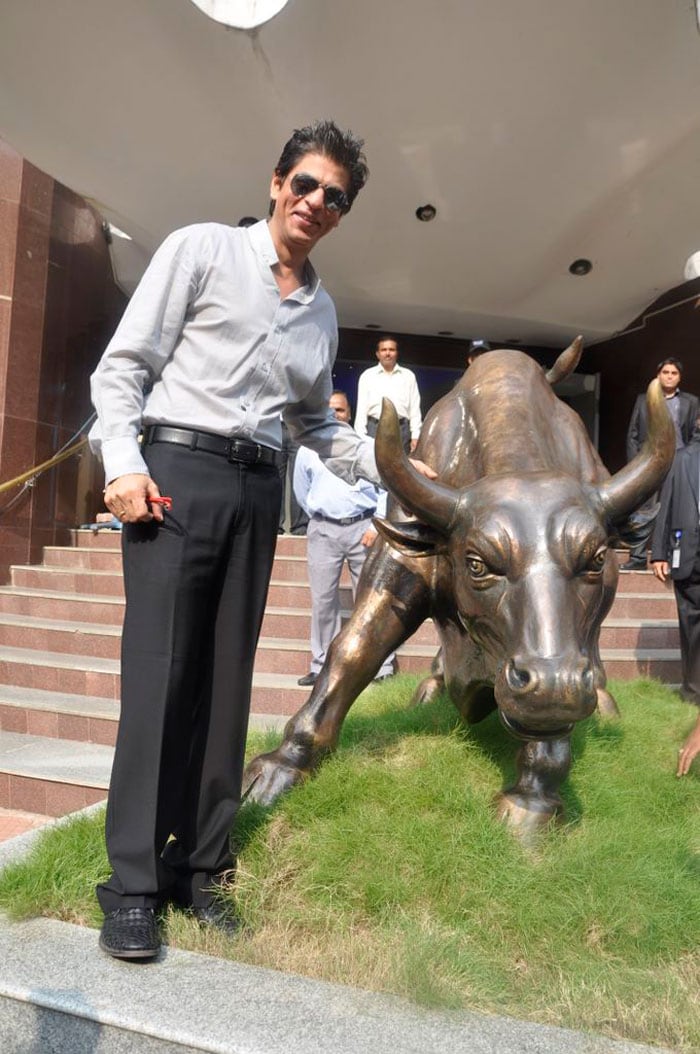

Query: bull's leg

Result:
[495,734,571,842]
[411,648,445,705]
[243,552,431,806]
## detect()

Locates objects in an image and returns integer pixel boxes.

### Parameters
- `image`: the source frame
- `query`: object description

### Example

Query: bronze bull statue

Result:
[244,343,674,836]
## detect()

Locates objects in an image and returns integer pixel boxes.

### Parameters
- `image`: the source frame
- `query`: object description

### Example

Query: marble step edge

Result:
[0,907,661,1054]
[0,642,684,679]
[0,611,681,636]
[0,730,112,788]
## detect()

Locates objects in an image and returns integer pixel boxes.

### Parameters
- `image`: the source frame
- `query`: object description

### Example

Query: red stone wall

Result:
[0,140,126,579]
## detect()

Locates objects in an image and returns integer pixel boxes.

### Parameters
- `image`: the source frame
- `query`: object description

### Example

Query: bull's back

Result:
[415,350,608,488]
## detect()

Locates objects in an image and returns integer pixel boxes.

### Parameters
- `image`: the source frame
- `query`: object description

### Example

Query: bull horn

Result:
[375,398,460,532]
[596,379,675,522]
[545,335,584,385]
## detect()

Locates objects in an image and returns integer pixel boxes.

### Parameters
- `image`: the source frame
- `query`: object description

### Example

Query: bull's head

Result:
[374,380,674,741]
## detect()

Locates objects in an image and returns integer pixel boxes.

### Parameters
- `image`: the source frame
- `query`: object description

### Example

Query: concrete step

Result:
[0,685,118,745]
[0,683,287,748]
[260,606,442,646]
[0,912,650,1054]
[41,546,123,571]
[0,613,122,660]
[67,528,310,554]
[0,729,110,816]
[0,646,332,718]
[0,633,683,727]
[0,581,678,629]
[598,619,679,649]
[613,568,671,592]
[609,591,676,619]
[0,612,682,671]
[10,565,124,597]
[600,648,681,680]
[43,544,318,584]
[0,586,125,625]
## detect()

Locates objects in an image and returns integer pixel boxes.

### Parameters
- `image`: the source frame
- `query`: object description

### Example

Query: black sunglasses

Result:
[289,173,349,214]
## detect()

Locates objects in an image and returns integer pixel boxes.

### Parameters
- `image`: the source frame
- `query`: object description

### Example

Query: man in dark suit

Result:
[622,358,698,570]
[651,431,700,704]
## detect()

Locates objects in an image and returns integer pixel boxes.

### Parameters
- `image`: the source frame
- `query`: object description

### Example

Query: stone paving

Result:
[0,806,51,842]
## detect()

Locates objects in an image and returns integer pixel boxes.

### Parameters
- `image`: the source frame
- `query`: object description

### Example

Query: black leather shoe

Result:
[297,672,317,686]
[619,560,647,572]
[192,902,242,936]
[99,907,161,960]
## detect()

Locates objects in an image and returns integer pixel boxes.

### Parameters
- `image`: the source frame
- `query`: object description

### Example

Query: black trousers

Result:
[673,551,700,703]
[366,415,411,454]
[96,441,281,912]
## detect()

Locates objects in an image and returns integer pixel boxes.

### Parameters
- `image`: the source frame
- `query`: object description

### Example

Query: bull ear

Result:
[373,517,445,557]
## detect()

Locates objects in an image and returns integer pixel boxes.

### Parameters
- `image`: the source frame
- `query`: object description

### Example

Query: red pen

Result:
[148,496,173,511]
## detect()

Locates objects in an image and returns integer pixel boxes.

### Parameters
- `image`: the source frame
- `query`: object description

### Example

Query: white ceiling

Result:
[1,0,700,346]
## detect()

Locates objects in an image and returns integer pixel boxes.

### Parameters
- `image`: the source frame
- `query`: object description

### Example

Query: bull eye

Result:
[587,547,607,573]
[466,555,489,578]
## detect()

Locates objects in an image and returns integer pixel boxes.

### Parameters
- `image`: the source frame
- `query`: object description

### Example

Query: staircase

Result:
[0,532,681,822]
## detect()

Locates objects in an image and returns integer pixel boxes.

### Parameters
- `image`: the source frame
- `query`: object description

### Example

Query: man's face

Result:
[375,340,398,371]
[657,363,681,395]
[329,394,351,423]
[269,152,350,253]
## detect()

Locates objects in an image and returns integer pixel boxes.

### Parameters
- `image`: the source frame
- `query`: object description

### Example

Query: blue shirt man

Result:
[294,391,395,685]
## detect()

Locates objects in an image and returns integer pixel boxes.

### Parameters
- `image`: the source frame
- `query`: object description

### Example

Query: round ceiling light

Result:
[684,251,700,281]
[415,204,437,222]
[568,258,592,276]
[189,1,289,29]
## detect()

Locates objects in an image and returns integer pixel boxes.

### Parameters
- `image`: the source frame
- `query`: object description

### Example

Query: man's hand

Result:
[677,714,700,776]
[408,457,437,480]
[103,473,164,523]
[651,560,669,583]
[361,526,377,548]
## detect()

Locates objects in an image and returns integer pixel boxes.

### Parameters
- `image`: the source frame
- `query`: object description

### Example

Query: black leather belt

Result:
[142,425,280,467]
[313,510,373,526]
[368,415,408,425]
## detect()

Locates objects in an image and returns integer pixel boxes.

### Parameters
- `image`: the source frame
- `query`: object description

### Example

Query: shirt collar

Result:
[247,220,321,303]
[374,363,403,375]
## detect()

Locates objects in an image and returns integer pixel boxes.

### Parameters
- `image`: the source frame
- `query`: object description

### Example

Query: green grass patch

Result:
[0,677,698,1050]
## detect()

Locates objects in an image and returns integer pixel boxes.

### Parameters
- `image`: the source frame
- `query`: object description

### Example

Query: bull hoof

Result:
[242,753,307,807]
[410,675,444,706]
[595,687,621,719]
[495,792,563,844]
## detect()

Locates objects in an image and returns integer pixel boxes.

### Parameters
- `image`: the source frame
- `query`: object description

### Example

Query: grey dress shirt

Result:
[90,220,377,486]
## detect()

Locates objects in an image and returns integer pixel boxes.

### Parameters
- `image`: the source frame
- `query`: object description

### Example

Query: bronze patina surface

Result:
[244,343,674,835]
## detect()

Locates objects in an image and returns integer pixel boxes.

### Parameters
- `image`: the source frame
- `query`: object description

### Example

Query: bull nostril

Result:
[505,659,532,692]
[582,666,595,693]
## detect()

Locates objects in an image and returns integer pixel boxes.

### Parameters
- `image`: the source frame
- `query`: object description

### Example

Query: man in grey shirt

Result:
[90,120,434,961]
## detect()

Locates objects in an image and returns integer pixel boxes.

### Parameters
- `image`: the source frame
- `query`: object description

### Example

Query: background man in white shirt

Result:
[354,337,422,453]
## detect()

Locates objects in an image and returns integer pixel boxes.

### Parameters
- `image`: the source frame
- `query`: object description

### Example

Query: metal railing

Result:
[0,413,96,519]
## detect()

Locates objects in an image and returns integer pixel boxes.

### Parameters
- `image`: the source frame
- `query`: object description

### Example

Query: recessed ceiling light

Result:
[684,251,700,281]
[365,323,382,329]
[415,204,437,222]
[569,258,592,276]
[189,0,289,29]
[437,330,454,336]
